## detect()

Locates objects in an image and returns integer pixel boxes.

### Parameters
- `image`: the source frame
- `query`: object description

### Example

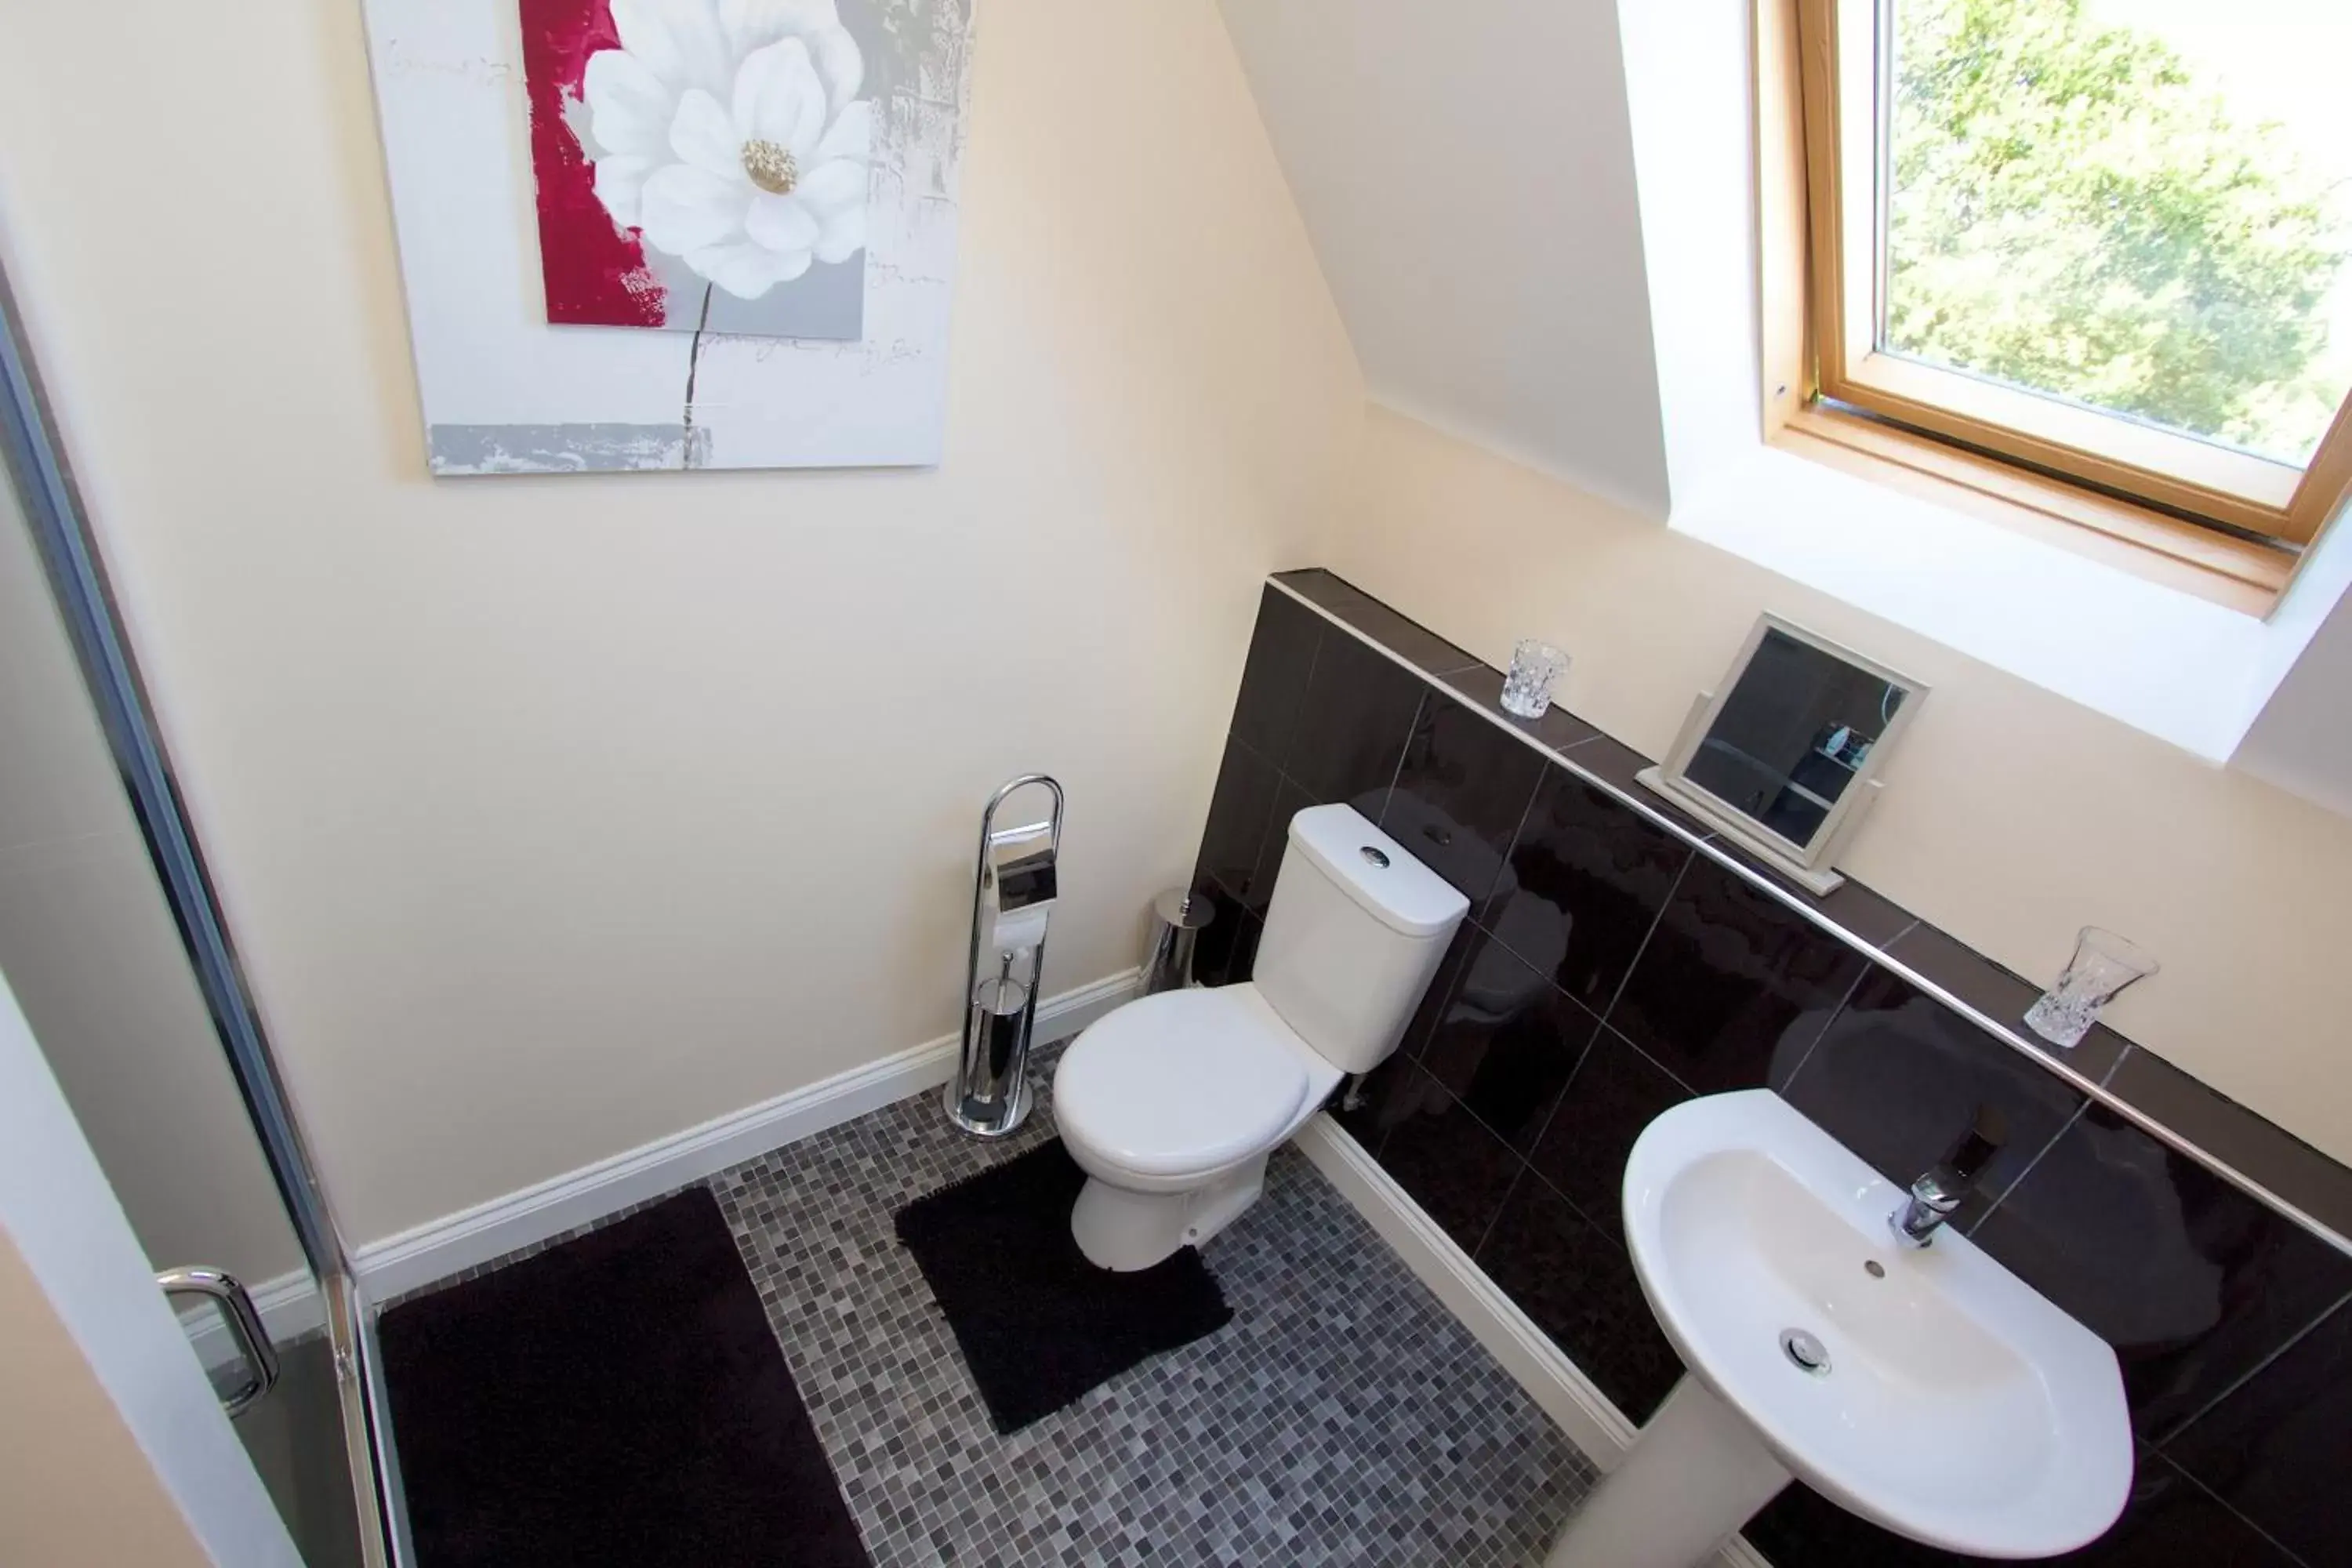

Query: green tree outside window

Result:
[1886,0,2349,463]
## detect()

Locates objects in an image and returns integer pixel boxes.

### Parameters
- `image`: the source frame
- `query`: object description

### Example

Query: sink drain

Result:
[1780,1328,1831,1376]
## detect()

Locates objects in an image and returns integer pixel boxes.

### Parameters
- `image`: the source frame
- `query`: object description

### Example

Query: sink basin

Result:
[1546,1090,2132,1568]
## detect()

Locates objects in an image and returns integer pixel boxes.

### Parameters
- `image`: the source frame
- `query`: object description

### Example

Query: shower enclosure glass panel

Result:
[2,267,390,1564]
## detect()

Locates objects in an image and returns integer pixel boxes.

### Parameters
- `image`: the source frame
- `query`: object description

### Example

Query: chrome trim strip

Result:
[1265,574,2352,1259]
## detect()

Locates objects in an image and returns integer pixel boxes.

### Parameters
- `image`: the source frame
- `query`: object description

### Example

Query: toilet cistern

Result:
[1052,804,1465,1272]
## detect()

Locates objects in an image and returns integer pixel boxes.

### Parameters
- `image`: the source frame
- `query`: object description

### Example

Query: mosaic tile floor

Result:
[392,1060,1594,1566]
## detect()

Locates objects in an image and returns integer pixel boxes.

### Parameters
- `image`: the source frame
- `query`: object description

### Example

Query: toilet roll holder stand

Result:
[944,774,1064,1138]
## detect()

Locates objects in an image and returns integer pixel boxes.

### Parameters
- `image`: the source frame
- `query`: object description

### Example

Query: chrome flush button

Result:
[1359,846,1390,869]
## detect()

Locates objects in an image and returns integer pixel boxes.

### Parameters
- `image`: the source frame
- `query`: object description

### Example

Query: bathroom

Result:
[0,0,2349,1564]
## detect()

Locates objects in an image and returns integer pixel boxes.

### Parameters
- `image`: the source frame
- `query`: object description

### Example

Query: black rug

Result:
[893,1138,1234,1434]
[379,1188,868,1568]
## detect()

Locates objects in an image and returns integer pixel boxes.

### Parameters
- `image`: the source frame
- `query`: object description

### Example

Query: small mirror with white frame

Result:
[1636,615,1926,895]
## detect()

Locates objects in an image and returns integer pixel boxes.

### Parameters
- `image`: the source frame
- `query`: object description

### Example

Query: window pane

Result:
[1882,0,2352,466]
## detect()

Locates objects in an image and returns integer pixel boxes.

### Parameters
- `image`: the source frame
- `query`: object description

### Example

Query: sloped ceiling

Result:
[1218,0,1671,517]
[2238,586,2352,817]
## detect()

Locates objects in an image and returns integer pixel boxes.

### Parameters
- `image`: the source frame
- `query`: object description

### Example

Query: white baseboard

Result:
[352,969,1140,1305]
[1291,1116,1634,1462]
[342,980,1768,1565]
[1294,1114,1772,1568]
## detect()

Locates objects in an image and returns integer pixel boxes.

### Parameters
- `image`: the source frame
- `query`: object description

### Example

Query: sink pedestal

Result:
[1545,1376,1791,1568]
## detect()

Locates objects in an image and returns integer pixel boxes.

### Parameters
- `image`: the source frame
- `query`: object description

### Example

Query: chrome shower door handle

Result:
[158,1265,281,1417]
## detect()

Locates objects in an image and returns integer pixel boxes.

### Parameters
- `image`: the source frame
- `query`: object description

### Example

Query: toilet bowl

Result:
[1056,985,1338,1270]
[1054,803,1468,1272]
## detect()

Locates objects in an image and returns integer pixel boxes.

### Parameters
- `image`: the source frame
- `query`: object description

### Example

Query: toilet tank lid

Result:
[1286,804,1469,938]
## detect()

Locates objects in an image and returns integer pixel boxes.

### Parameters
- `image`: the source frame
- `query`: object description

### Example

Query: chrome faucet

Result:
[1890,1166,1969,1247]
[1889,1106,2006,1248]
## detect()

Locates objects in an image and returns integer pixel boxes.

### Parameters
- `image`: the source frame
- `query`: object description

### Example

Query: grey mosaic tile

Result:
[382,1051,1594,1566]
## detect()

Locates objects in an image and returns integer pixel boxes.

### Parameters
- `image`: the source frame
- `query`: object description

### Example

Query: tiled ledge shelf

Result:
[1264,568,2352,1261]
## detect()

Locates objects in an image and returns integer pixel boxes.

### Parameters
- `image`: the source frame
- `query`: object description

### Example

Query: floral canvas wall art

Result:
[519,0,873,341]
[361,0,974,474]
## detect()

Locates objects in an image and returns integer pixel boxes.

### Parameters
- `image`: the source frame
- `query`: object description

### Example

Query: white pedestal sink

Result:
[1545,1091,2132,1568]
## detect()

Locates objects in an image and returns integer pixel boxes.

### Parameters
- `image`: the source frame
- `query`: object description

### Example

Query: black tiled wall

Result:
[1192,573,2352,1568]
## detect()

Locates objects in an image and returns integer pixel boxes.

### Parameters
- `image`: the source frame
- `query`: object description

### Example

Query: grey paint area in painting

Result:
[428,423,714,475]
[652,247,867,340]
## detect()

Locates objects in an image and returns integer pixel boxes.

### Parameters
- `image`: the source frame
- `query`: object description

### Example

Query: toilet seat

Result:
[1054,988,1316,1180]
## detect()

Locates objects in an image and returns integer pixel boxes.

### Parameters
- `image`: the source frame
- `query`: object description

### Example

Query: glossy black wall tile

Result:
[1196,735,1280,912]
[1228,586,1320,763]
[1187,880,1261,990]
[1567,732,1719,840]
[1398,922,1479,1063]
[1417,928,1601,1152]
[1378,694,1548,908]
[1475,1176,1683,1423]
[2162,1298,2351,1568]
[1968,1104,2352,1441]
[1886,921,2132,1087]
[1743,1446,2303,1568]
[1257,778,1316,897]
[1328,1051,1416,1152]
[1606,853,1867,1096]
[1370,1062,1524,1254]
[1780,969,2087,1225]
[1702,834,1919,950]
[1446,663,1602,752]
[1530,1027,1692,1241]
[2054,1450,2310,1568]
[1284,629,1424,811]
[1483,768,1694,1014]
[1273,568,1483,677]
[2107,1047,2352,1246]
[1199,573,2352,1568]
[1333,593,1483,677]
[1266,566,1359,614]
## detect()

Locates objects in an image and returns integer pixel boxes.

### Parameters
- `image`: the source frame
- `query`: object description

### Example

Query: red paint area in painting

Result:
[517,0,667,327]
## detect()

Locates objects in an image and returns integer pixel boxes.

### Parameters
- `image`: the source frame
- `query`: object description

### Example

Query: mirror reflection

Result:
[1682,630,1907,848]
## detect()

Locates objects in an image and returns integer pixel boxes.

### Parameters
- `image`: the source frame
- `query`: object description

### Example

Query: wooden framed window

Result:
[1760,0,2352,608]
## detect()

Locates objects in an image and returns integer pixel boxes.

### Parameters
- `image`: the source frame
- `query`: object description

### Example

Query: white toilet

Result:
[1054,803,1468,1271]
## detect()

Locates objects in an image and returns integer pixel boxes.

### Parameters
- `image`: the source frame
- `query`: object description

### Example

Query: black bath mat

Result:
[894,1138,1233,1434]
[379,1188,869,1568]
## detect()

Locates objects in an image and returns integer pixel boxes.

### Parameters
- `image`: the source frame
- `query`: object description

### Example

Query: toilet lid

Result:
[1055,989,1313,1178]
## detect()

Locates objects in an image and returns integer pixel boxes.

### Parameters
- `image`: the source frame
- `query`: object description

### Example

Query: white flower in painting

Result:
[580,0,873,300]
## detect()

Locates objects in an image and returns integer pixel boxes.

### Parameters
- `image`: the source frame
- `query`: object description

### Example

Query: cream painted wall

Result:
[0,1230,212,1568]
[0,0,1360,1242]
[0,443,304,1287]
[1337,405,2352,1164]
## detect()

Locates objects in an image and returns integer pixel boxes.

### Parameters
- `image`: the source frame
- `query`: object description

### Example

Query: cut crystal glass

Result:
[1501,640,1569,720]
[2024,927,2158,1049]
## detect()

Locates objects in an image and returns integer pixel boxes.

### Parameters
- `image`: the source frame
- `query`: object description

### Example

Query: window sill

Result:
[1777,404,2292,618]
[1664,423,2352,762]
[1613,0,2350,763]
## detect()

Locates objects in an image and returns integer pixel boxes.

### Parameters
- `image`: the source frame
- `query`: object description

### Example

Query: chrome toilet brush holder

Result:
[1139,887,1214,996]
[943,774,1063,1138]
